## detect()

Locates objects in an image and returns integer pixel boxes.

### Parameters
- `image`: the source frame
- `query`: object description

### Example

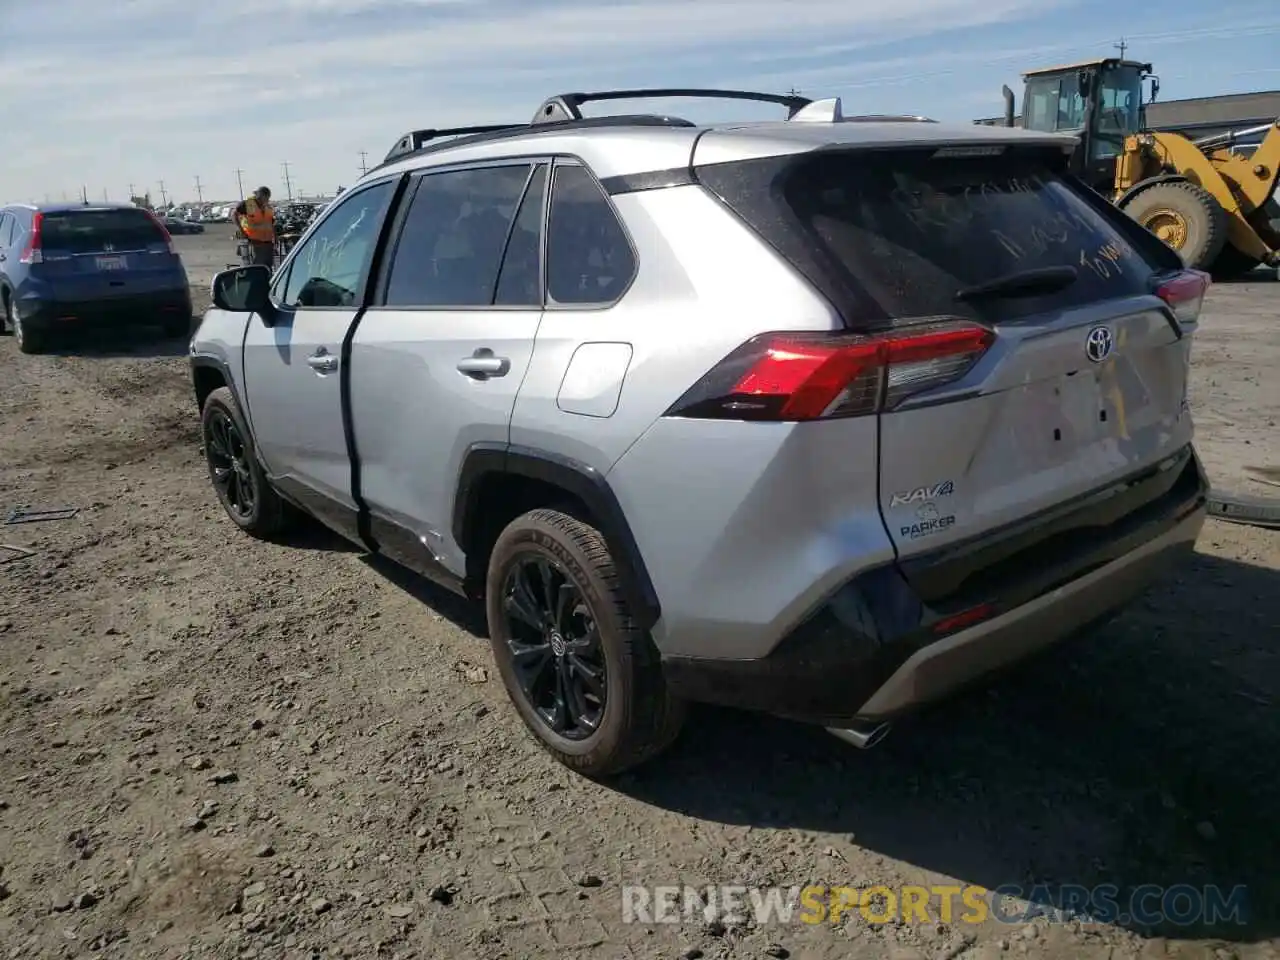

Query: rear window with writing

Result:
[783,150,1158,322]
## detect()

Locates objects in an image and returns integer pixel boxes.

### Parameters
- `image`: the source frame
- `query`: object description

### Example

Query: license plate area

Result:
[1008,371,1113,462]
[95,255,127,271]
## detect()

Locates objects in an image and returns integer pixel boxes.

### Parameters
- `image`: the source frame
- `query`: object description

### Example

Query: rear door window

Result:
[783,150,1159,323]
[383,164,532,307]
[40,208,168,253]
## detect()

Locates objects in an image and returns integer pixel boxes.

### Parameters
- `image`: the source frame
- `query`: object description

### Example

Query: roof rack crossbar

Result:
[531,87,812,124]
[384,124,524,164]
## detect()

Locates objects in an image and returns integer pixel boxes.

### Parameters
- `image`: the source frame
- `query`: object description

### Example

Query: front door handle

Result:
[457,348,510,379]
[307,349,339,373]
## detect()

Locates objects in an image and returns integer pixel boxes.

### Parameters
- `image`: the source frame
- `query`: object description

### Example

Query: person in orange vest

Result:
[235,186,276,267]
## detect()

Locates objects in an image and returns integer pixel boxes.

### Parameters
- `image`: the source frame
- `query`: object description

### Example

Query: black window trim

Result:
[493,162,550,310]
[272,173,403,314]
[543,157,639,311]
[370,156,548,313]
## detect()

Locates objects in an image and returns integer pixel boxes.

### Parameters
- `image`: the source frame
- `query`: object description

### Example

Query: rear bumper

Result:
[661,446,1208,725]
[18,290,191,331]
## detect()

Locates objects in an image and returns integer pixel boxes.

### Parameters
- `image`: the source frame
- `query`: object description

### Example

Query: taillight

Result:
[18,211,43,264]
[145,210,176,253]
[1155,269,1209,325]
[664,319,994,422]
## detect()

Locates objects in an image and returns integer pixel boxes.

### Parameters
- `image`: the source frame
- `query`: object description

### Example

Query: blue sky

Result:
[2,0,1278,204]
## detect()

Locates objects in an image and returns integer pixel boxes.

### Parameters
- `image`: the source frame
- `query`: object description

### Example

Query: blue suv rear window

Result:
[41,209,167,253]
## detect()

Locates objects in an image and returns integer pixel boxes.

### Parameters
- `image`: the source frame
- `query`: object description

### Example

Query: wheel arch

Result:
[190,354,236,416]
[453,444,662,631]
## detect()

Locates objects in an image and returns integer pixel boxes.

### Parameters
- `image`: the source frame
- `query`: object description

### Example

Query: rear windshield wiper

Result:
[955,265,1078,302]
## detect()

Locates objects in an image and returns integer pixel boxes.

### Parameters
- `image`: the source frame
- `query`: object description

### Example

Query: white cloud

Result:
[2,0,1276,202]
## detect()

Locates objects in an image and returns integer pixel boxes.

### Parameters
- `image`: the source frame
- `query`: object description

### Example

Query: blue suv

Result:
[0,202,192,353]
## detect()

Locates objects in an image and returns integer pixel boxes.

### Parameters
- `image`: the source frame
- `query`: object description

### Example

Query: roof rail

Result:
[374,114,700,173]
[531,87,811,124]
[383,124,522,164]
[843,114,939,123]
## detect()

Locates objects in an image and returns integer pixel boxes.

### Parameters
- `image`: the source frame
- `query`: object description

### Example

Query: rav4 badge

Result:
[889,480,954,508]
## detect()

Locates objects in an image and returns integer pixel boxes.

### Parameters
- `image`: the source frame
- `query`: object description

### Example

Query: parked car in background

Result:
[0,202,192,353]
[162,216,205,235]
[189,89,1209,776]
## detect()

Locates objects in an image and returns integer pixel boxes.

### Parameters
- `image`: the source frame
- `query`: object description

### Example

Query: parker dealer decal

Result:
[890,481,956,541]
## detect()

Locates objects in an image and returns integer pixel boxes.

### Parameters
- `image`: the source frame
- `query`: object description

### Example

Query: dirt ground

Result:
[1,227,1277,960]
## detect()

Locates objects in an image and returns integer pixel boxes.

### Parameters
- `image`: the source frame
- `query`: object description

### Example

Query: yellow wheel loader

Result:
[996,58,1280,277]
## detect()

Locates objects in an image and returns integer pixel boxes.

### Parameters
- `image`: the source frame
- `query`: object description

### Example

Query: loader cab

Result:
[1019,58,1155,190]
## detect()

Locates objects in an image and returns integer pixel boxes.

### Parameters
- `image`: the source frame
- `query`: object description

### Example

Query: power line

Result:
[158,180,168,206]
[235,168,245,200]
[1114,36,1128,58]
[194,175,204,204]
[359,151,368,176]
[281,161,294,200]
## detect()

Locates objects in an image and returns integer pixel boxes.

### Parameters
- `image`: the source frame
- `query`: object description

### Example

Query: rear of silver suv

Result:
[191,90,1209,777]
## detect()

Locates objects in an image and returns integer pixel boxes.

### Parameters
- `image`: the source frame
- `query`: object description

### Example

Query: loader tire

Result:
[1123,181,1228,272]
[1210,243,1264,281]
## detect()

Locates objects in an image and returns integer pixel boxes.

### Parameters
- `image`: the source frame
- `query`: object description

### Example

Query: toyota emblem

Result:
[1086,326,1114,363]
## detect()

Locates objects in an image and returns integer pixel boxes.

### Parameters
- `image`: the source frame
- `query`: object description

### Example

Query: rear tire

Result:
[200,386,288,538]
[1210,243,1264,281]
[1123,181,1228,271]
[12,308,48,355]
[485,508,685,778]
[0,289,11,337]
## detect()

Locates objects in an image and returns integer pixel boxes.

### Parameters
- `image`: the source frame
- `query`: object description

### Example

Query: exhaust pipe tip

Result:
[827,721,891,750]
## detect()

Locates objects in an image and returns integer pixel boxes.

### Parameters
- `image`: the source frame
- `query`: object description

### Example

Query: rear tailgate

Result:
[36,208,183,299]
[693,135,1203,609]
[779,146,1200,566]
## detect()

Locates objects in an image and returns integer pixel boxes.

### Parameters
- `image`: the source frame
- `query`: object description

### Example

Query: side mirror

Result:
[1149,75,1160,103]
[211,265,275,323]
[1077,71,1092,99]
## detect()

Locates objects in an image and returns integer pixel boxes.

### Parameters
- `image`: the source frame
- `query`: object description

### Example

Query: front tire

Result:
[1123,181,1228,271]
[485,508,685,778]
[200,386,288,538]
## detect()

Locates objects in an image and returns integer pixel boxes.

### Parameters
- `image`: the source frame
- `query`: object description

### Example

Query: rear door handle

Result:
[457,349,510,379]
[307,349,339,373]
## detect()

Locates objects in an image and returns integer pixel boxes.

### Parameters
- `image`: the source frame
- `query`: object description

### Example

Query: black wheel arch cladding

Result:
[454,444,662,632]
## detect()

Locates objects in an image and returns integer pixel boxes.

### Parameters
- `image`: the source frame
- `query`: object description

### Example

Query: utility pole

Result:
[128,183,135,199]
[234,168,245,200]
[194,175,204,203]
[359,151,368,176]
[158,180,168,206]
[81,185,89,204]
[103,188,109,202]
[281,161,294,200]
[1114,37,1128,59]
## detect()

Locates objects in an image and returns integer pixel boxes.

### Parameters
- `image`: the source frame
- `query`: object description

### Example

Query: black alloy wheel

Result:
[205,407,257,521]
[501,553,608,740]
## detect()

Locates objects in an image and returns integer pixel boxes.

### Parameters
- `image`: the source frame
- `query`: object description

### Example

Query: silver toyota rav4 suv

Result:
[190,88,1210,777]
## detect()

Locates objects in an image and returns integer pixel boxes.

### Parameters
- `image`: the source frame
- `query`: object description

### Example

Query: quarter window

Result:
[384,165,532,307]
[545,165,635,305]
[282,180,393,309]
